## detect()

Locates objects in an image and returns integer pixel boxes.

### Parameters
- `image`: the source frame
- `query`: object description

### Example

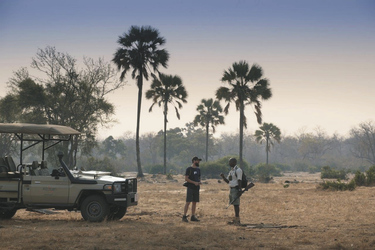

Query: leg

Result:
[191,202,196,215]
[184,202,191,216]
[234,205,240,218]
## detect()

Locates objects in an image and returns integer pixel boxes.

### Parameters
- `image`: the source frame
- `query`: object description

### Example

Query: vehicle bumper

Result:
[105,192,138,207]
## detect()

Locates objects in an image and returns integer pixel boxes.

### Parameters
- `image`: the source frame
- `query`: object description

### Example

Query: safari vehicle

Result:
[0,123,137,222]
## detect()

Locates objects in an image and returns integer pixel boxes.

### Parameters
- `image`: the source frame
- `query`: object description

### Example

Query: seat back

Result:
[5,156,17,172]
[30,161,40,176]
[40,161,50,176]
[0,157,9,172]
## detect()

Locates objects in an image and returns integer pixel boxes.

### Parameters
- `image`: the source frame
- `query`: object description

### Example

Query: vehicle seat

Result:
[5,156,17,172]
[0,157,8,172]
[30,161,40,176]
[40,161,50,176]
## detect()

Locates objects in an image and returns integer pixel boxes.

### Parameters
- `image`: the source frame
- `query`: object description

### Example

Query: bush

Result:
[354,170,366,186]
[254,163,282,183]
[366,166,375,186]
[148,165,164,174]
[308,165,320,174]
[319,179,356,191]
[200,156,251,179]
[320,166,347,180]
[353,166,375,186]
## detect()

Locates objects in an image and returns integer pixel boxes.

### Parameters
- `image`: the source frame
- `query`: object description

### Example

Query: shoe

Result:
[227,217,240,225]
[182,215,188,222]
[191,215,200,222]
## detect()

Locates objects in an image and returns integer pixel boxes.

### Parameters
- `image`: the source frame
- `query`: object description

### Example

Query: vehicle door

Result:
[23,171,70,204]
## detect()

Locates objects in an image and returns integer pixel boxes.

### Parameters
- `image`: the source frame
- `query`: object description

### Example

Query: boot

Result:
[191,215,200,222]
[234,217,241,225]
[227,217,241,225]
[182,215,188,222]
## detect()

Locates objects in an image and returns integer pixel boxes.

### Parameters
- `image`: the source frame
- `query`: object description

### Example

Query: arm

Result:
[220,173,229,184]
[185,174,200,186]
[236,168,243,190]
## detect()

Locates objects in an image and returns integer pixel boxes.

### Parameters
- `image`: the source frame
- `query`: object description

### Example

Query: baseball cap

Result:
[192,156,202,162]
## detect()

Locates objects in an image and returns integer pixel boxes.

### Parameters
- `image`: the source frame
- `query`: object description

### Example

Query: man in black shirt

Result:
[182,156,202,222]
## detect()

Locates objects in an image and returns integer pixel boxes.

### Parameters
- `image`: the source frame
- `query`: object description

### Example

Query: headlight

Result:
[113,183,122,193]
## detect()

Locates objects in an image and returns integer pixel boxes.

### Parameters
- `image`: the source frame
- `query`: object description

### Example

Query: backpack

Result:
[235,167,248,188]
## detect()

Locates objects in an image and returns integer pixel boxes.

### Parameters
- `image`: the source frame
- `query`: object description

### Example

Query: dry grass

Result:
[2,173,375,249]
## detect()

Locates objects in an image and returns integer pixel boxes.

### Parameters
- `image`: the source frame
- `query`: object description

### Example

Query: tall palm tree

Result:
[193,98,224,161]
[145,73,187,174]
[113,26,169,177]
[216,60,272,167]
[255,123,281,165]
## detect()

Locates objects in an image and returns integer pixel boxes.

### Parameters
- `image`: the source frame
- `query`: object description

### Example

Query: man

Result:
[182,156,202,222]
[220,157,243,225]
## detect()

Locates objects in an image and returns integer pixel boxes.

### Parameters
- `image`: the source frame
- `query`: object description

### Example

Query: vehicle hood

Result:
[71,170,127,183]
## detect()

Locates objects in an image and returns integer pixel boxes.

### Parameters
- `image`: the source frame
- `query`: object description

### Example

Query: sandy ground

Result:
[1,172,375,249]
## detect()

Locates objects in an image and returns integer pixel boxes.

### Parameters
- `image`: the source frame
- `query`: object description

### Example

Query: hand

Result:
[238,187,243,192]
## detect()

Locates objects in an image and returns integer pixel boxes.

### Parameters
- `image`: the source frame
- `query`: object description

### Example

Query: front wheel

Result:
[108,206,127,221]
[0,208,17,220]
[81,195,109,222]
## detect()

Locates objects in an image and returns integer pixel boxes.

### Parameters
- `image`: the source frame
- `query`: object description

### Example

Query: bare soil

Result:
[1,172,375,249]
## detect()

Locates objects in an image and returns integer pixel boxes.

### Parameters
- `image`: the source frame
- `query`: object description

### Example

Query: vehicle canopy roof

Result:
[0,123,80,135]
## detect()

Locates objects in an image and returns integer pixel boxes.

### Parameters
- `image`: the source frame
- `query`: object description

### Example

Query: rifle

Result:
[226,182,255,209]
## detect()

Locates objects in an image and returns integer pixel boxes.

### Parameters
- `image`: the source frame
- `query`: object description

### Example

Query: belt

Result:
[230,186,239,189]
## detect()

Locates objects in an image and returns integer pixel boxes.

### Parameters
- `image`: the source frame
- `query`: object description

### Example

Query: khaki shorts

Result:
[229,188,240,206]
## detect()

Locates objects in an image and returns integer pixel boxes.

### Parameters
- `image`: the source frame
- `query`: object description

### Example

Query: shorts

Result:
[229,188,240,206]
[186,187,200,202]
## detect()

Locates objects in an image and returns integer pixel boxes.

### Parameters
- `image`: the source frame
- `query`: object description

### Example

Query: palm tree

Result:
[145,73,187,174]
[193,98,224,161]
[113,26,169,177]
[255,123,281,165]
[216,60,272,167]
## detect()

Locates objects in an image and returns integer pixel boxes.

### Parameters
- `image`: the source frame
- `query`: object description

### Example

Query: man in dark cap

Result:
[182,156,202,222]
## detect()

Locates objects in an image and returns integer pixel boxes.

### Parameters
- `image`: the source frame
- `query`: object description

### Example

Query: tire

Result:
[81,195,109,222]
[0,208,17,220]
[108,206,127,221]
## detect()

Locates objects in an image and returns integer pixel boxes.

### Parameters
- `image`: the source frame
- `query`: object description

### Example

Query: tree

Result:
[349,121,375,165]
[216,60,272,167]
[113,26,169,177]
[254,123,281,165]
[193,98,224,161]
[1,46,122,167]
[100,136,126,159]
[145,73,187,174]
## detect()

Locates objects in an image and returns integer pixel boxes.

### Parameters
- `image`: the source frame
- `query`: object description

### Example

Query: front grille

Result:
[127,178,137,193]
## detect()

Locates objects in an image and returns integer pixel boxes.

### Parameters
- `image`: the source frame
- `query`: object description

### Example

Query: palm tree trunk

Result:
[205,122,209,161]
[163,101,167,174]
[266,137,269,165]
[136,75,144,177]
[239,103,244,168]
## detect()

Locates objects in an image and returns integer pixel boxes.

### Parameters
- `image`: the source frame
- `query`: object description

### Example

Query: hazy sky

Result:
[1,0,374,139]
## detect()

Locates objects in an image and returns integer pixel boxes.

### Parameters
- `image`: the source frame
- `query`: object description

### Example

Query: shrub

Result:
[320,166,347,180]
[254,163,282,183]
[308,165,320,174]
[366,166,375,186]
[353,166,375,186]
[319,179,356,191]
[354,170,366,186]
[200,156,251,179]
[148,165,164,174]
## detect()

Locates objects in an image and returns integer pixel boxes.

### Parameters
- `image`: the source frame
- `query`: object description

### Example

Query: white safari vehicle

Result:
[0,123,137,222]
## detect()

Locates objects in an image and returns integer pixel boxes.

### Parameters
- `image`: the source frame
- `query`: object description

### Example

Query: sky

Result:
[0,0,374,139]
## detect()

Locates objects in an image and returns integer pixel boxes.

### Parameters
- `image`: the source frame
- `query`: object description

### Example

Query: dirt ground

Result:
[1,172,375,249]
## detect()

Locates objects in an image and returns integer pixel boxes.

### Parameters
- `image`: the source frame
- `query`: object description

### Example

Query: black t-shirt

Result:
[185,166,201,190]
